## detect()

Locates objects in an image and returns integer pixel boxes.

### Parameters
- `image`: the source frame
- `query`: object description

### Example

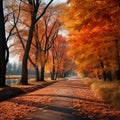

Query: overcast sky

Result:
[44,0,67,4]
[53,0,67,4]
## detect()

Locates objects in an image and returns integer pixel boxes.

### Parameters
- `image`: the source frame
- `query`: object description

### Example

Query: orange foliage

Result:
[61,0,120,77]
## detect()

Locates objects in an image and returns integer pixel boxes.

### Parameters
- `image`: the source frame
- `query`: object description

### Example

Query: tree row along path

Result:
[0,78,120,120]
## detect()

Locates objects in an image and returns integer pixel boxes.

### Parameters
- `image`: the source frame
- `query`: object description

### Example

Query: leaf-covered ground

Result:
[72,79,120,120]
[0,82,54,120]
[0,79,120,120]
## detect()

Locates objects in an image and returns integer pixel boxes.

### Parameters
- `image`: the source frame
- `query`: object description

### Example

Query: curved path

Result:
[22,79,90,120]
[0,78,120,120]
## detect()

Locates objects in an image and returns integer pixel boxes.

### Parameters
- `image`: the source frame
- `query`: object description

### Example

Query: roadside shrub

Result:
[84,78,96,86]
[87,79,120,108]
[111,89,120,108]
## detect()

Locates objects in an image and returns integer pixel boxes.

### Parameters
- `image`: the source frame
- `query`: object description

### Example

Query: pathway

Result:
[0,78,120,120]
[22,79,90,120]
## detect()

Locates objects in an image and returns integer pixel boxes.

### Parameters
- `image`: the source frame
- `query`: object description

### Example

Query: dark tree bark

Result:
[115,39,120,80]
[103,71,107,81]
[20,21,35,84]
[35,24,40,81]
[116,69,120,80]
[0,0,7,87]
[51,56,56,80]
[107,70,112,81]
[15,22,40,82]
[40,65,45,81]
[99,59,107,81]
[35,67,40,81]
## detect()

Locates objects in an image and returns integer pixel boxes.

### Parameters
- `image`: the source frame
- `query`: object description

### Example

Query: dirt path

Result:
[22,80,90,120]
[0,78,120,120]
[21,79,120,120]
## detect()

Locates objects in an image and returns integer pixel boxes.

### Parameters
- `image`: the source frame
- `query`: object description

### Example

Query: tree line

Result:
[0,0,76,87]
[6,63,35,75]
[61,0,120,81]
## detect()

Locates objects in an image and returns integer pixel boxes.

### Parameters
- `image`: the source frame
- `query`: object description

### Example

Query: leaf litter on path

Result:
[72,80,120,120]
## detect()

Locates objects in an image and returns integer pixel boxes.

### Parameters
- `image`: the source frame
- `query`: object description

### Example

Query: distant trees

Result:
[6,62,35,76]
[7,63,21,75]
[50,35,67,80]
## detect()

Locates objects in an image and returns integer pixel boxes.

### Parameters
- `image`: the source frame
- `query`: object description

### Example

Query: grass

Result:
[84,78,120,109]
[6,75,21,79]
[83,77,96,86]
[111,89,120,108]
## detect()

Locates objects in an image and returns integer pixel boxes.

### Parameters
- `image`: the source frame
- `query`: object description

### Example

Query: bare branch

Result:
[6,1,22,42]
[35,0,53,22]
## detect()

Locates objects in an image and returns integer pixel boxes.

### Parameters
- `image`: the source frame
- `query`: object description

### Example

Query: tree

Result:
[31,5,62,81]
[38,18,60,81]
[28,5,61,81]
[20,0,53,84]
[61,0,120,80]
[11,3,62,82]
[50,35,67,80]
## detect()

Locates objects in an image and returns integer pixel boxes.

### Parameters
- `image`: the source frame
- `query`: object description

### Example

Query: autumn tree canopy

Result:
[10,2,67,82]
[2,0,120,85]
[61,0,120,80]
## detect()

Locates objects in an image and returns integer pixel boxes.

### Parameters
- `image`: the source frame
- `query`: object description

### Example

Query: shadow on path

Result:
[0,81,57,102]
[17,80,93,120]
[21,105,90,120]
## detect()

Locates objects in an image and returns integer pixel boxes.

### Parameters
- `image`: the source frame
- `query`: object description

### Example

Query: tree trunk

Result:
[55,66,60,80]
[40,65,45,81]
[20,21,35,85]
[20,0,53,84]
[115,39,120,80]
[36,66,40,81]
[51,56,56,80]
[116,69,120,80]
[35,30,40,81]
[107,70,112,81]
[99,59,107,81]
[20,50,28,85]
[0,0,7,87]
[51,67,55,80]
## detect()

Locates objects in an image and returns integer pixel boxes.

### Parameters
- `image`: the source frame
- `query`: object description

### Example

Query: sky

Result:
[44,0,67,4]
[52,0,67,4]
